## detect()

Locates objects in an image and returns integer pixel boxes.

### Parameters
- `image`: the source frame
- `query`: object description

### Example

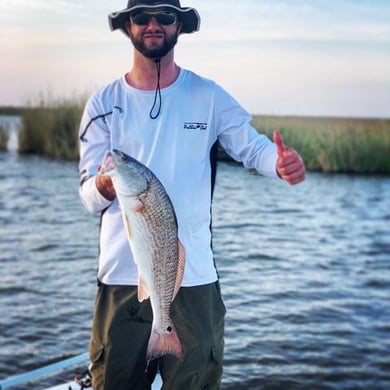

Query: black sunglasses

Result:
[130,11,178,26]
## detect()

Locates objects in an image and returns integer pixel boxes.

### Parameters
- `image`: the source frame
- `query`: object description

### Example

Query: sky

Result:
[1,0,390,118]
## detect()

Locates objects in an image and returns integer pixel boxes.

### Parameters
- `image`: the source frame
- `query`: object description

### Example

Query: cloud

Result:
[0,0,120,46]
[1,0,389,116]
[195,0,390,43]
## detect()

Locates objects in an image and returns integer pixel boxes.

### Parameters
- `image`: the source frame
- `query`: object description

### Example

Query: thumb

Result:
[273,129,286,156]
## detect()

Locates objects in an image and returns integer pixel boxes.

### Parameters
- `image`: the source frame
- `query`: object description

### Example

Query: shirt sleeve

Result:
[214,84,279,178]
[78,93,114,213]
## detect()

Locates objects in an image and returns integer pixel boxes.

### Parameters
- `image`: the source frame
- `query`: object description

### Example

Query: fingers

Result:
[277,150,306,185]
[95,175,116,201]
[273,129,306,185]
[273,129,287,156]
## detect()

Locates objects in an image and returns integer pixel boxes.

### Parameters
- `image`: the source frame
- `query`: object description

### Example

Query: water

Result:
[213,167,390,389]
[1,117,389,389]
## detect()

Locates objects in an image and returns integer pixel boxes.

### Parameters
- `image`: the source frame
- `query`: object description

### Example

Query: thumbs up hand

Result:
[273,129,306,185]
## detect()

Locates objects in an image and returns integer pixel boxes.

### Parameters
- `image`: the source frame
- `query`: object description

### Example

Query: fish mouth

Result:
[98,150,116,175]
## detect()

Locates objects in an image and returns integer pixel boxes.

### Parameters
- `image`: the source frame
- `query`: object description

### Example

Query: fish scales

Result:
[99,149,185,363]
[136,178,179,326]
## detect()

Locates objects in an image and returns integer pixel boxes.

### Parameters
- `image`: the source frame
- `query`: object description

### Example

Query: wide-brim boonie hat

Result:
[108,0,200,36]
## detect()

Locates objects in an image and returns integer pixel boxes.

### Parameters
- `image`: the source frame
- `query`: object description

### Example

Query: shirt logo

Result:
[184,122,208,131]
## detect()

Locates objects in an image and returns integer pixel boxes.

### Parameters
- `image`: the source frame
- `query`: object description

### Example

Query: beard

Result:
[129,30,179,60]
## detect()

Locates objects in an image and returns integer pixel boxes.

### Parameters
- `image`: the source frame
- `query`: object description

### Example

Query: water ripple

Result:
[0,138,390,388]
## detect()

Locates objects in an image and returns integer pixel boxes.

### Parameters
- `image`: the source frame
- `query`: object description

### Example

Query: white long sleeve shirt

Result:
[79,68,278,287]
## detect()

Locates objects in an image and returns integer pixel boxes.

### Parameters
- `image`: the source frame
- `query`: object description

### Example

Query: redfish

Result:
[99,149,185,362]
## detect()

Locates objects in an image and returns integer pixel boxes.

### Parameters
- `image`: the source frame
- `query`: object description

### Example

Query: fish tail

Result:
[146,327,184,362]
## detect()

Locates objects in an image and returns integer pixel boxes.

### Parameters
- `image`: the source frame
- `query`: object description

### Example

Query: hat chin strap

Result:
[149,59,162,119]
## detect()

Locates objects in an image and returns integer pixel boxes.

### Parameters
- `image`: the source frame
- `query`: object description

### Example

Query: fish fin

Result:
[137,277,150,302]
[134,198,145,212]
[146,326,184,362]
[172,240,186,301]
[123,215,132,239]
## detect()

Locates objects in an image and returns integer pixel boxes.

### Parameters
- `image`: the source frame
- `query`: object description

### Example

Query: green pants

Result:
[89,281,226,390]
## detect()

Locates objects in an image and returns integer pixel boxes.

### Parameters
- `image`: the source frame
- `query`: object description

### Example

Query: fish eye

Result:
[121,156,128,163]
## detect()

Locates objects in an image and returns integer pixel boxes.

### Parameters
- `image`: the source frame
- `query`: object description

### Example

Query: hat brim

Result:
[108,4,200,35]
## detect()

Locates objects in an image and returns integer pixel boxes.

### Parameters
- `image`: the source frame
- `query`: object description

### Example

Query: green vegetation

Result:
[0,106,26,116]
[252,115,390,174]
[0,124,9,150]
[0,103,389,174]
[17,99,84,160]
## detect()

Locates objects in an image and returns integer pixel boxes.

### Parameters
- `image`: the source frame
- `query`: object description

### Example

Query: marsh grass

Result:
[18,98,84,160]
[2,100,389,174]
[0,124,9,151]
[252,115,390,174]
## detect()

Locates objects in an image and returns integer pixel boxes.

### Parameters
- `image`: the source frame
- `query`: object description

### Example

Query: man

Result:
[78,1,306,389]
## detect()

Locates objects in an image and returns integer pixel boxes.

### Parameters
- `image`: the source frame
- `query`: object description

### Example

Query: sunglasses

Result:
[130,11,178,26]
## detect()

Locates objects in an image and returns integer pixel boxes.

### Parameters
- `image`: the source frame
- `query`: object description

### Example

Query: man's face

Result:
[127,10,181,59]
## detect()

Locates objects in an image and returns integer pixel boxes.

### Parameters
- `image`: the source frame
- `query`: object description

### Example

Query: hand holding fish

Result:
[273,129,306,185]
[96,166,116,201]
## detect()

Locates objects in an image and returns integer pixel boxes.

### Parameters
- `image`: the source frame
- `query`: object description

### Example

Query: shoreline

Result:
[1,111,389,174]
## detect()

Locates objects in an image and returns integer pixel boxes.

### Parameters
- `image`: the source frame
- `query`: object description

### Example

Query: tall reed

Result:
[252,115,390,174]
[0,125,9,151]
[18,99,84,160]
[6,99,390,174]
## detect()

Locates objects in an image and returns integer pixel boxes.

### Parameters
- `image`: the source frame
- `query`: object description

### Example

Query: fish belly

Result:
[121,187,184,361]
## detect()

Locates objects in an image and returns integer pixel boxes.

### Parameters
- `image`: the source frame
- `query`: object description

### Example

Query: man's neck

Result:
[126,53,180,90]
